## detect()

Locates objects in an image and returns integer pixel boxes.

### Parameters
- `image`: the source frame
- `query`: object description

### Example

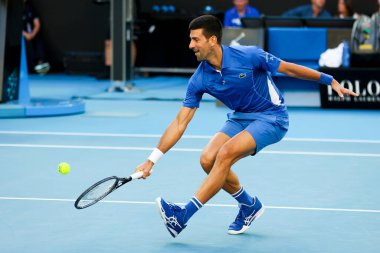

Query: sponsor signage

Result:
[320,68,380,109]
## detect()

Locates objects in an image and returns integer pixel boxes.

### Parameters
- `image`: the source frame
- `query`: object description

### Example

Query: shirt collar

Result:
[204,45,231,71]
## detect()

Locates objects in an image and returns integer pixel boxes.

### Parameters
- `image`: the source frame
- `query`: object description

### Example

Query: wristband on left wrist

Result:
[319,73,333,85]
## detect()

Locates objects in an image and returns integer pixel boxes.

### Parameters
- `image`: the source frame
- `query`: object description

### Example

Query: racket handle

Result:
[131,171,143,179]
[130,169,153,180]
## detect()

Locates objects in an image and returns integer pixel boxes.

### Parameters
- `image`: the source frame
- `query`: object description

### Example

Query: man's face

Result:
[189,29,214,62]
[234,0,248,11]
[311,0,326,8]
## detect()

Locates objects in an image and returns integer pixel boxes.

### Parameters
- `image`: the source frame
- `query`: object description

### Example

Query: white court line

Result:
[1,143,380,157]
[0,143,200,152]
[284,137,380,144]
[0,197,379,214]
[0,130,380,144]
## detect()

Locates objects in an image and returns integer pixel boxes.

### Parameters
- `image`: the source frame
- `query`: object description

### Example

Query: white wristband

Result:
[148,148,164,164]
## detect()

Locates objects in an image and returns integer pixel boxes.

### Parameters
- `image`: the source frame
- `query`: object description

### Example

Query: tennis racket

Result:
[74,171,144,209]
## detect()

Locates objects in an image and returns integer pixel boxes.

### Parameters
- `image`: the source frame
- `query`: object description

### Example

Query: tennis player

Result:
[135,15,358,238]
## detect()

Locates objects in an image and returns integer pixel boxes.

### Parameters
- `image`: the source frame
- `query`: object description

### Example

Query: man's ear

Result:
[209,35,218,46]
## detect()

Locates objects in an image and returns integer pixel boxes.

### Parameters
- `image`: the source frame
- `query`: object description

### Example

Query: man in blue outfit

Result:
[135,15,357,238]
[224,0,260,27]
[282,0,331,17]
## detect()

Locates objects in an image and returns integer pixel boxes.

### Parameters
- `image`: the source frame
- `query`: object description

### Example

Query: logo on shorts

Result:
[239,73,246,79]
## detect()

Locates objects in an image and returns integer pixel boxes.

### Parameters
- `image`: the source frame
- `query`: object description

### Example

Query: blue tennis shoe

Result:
[228,196,265,235]
[156,197,187,238]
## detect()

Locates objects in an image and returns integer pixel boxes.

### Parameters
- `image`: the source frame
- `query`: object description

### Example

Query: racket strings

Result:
[77,178,117,207]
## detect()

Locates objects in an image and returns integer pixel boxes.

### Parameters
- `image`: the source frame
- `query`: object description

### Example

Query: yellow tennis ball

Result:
[58,162,71,175]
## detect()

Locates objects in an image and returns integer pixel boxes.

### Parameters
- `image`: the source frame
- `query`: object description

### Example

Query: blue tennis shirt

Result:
[183,45,286,114]
[224,5,260,27]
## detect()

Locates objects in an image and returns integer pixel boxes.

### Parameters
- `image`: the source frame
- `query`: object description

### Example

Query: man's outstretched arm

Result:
[277,61,359,98]
[135,106,197,178]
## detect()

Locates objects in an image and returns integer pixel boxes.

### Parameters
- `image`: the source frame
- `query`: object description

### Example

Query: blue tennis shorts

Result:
[219,111,289,154]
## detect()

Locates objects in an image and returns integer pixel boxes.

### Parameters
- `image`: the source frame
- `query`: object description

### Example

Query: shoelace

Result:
[168,203,183,212]
[234,208,244,224]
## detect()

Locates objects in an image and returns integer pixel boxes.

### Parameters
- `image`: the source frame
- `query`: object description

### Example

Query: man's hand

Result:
[135,160,154,179]
[23,31,35,41]
[331,79,359,98]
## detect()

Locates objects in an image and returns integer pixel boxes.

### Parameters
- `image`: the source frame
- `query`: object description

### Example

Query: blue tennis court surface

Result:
[1,75,380,253]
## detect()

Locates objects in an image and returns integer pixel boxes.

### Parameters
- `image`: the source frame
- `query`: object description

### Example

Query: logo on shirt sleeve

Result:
[265,52,274,63]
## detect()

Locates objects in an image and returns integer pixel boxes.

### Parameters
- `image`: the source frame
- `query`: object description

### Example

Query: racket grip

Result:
[131,169,154,180]
[131,171,144,179]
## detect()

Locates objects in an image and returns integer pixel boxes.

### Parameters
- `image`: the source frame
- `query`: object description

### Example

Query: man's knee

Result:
[215,145,237,167]
[200,153,215,174]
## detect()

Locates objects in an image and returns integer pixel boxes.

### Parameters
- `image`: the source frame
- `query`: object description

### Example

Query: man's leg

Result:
[196,130,264,234]
[156,131,261,237]
[200,132,242,195]
[195,130,256,203]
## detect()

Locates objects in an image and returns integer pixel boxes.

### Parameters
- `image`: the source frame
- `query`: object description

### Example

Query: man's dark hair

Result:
[188,15,223,44]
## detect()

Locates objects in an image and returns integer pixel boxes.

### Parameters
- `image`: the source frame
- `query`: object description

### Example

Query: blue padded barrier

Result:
[267,28,327,70]
[266,28,327,107]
